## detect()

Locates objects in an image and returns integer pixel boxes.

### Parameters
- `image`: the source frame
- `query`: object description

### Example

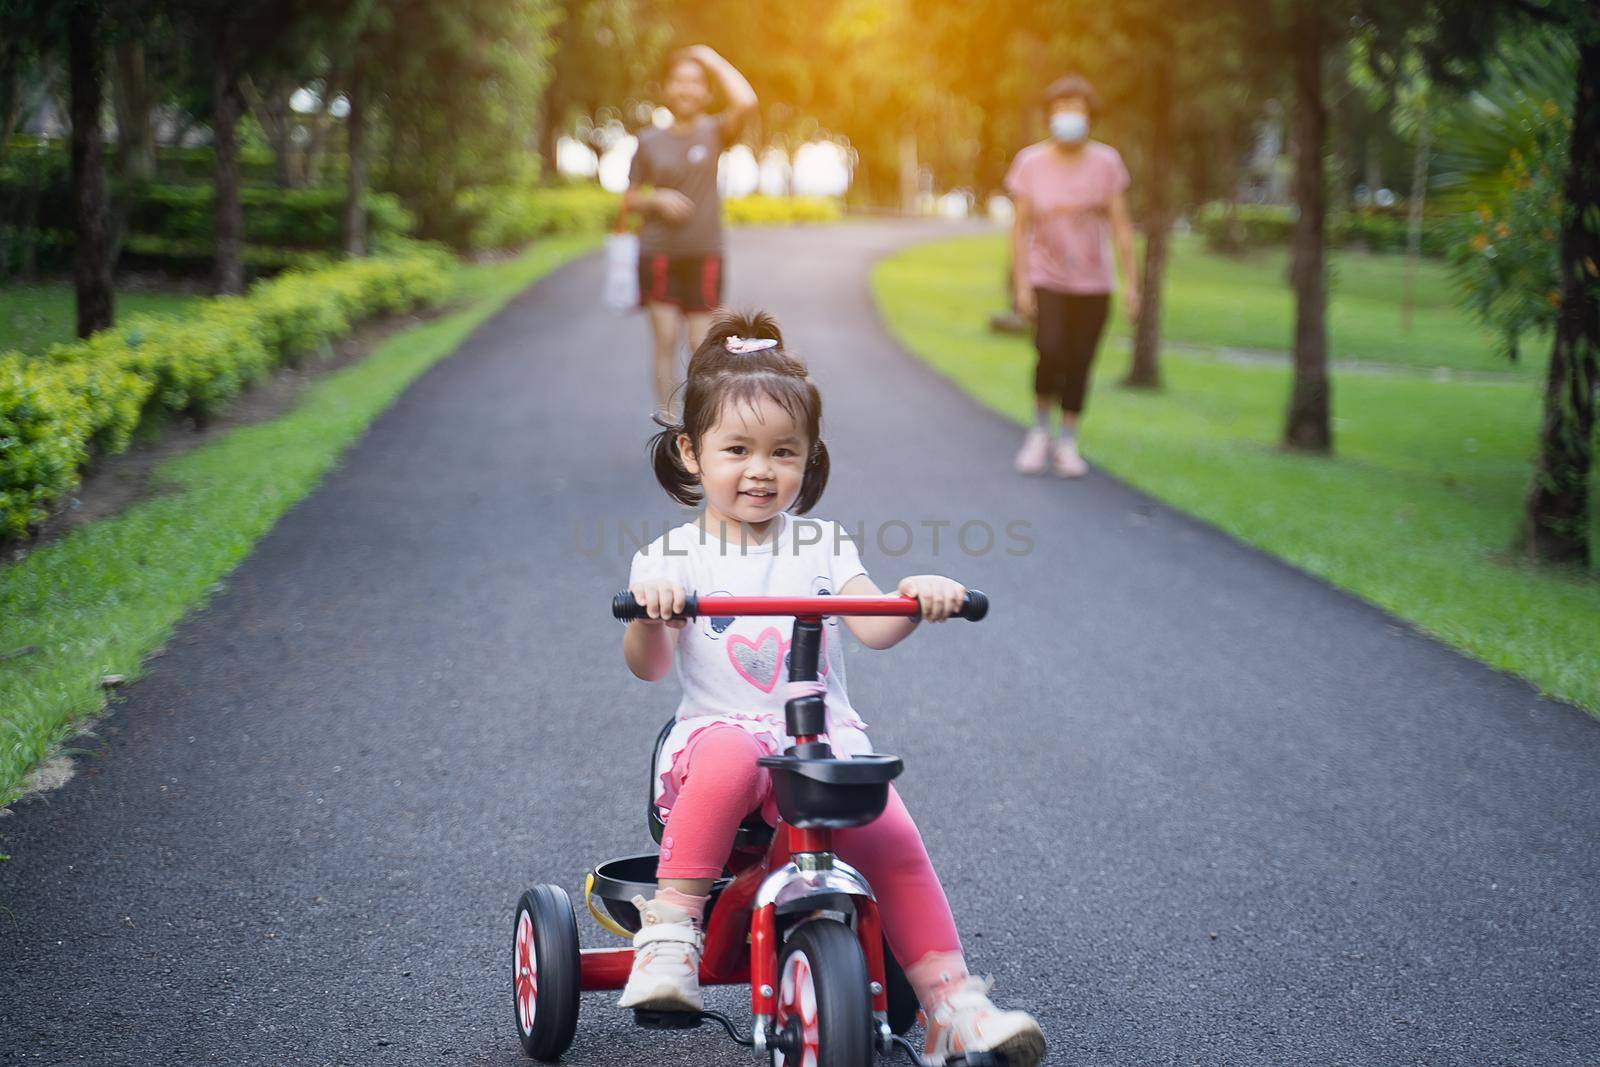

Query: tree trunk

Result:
[1284,2,1331,454]
[110,39,155,181]
[1401,99,1430,333]
[538,61,563,181]
[298,79,335,187]
[1362,132,1381,208]
[212,25,245,296]
[1520,34,1599,567]
[1,70,25,161]
[898,130,918,215]
[343,63,368,257]
[1126,26,1174,390]
[68,1,114,337]
[244,75,294,189]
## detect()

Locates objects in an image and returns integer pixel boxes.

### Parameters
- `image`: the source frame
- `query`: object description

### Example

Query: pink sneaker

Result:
[1013,428,1050,474]
[1051,437,1089,478]
[923,976,1045,1067]
[616,895,703,1012]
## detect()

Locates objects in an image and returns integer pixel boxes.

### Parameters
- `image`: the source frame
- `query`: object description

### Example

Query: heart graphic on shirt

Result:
[728,626,789,693]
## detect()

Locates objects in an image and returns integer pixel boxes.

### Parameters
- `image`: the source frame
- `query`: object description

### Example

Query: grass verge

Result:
[0,234,598,805]
[1,285,205,356]
[874,231,1598,713]
[1135,233,1523,374]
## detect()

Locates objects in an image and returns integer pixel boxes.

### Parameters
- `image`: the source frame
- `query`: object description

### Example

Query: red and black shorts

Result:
[638,251,725,313]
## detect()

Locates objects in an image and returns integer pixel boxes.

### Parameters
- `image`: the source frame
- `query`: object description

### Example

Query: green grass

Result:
[874,231,1599,713]
[0,285,205,355]
[0,234,599,805]
[986,232,1524,375]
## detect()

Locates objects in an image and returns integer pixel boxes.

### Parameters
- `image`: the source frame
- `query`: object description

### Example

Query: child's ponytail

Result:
[688,310,787,379]
[794,438,830,514]
[647,410,703,508]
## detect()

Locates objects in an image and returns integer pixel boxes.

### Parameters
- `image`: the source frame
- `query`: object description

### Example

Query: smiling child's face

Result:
[679,393,808,536]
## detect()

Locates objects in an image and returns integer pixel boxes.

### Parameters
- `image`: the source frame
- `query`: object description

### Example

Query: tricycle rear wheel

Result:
[772,919,873,1067]
[513,885,580,1061]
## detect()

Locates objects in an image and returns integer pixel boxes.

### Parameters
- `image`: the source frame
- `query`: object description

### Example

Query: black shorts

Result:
[638,251,724,313]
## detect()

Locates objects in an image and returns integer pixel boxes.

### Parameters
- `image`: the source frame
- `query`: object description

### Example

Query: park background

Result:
[0,0,1596,808]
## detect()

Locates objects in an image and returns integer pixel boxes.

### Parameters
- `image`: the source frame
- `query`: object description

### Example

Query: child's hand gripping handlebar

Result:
[612,590,990,622]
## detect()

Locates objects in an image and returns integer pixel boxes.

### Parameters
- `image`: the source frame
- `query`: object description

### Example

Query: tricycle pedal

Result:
[632,1007,703,1030]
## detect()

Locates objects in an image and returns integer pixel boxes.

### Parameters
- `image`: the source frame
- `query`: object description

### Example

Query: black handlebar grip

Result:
[613,591,698,621]
[956,589,989,622]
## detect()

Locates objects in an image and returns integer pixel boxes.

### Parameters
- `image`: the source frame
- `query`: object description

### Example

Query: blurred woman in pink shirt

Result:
[1005,75,1139,478]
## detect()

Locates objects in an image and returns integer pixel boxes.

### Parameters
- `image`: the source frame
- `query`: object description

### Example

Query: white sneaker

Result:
[1014,429,1050,475]
[923,976,1045,1067]
[616,895,703,1012]
[1051,437,1089,478]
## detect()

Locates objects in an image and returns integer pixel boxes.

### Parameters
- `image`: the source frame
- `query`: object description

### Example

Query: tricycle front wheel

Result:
[772,919,873,1067]
[513,885,580,1061]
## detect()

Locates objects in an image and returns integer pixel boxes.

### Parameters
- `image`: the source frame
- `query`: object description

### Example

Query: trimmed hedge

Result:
[115,235,332,278]
[455,185,619,251]
[1196,202,1451,257]
[0,158,411,278]
[4,134,281,185]
[454,185,845,251]
[0,245,451,538]
[121,185,412,248]
[725,195,843,226]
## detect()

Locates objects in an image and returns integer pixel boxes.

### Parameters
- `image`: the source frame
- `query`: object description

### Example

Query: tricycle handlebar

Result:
[612,590,988,623]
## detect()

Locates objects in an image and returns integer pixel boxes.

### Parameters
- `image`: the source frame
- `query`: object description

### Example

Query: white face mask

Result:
[1049,112,1089,145]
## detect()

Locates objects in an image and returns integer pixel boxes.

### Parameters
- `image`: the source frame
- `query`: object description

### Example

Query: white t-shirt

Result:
[628,511,874,801]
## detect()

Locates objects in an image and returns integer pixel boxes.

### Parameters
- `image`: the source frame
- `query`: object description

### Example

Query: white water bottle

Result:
[602,232,640,313]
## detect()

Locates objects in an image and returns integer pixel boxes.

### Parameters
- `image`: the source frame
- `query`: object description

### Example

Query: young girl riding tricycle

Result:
[512,311,1045,1066]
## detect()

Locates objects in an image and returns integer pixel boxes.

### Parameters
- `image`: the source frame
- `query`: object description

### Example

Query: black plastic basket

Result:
[758,752,903,829]
[586,853,733,935]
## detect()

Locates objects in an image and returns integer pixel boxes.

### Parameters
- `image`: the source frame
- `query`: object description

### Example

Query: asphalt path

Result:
[2,221,1598,1065]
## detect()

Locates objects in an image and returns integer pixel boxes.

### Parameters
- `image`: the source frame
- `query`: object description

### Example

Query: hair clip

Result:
[725,335,778,354]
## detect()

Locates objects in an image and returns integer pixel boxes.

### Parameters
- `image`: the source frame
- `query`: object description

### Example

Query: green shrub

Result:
[724,195,843,226]
[1195,201,1449,257]
[0,164,410,279]
[453,185,845,251]
[124,185,413,248]
[39,336,151,454]
[0,247,453,538]
[0,352,92,538]
[3,134,279,184]
[117,235,332,278]
[455,185,619,250]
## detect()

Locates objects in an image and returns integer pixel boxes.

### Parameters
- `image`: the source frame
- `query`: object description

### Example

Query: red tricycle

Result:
[511,589,996,1066]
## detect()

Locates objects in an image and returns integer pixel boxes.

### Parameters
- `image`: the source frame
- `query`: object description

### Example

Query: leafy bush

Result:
[0,246,452,538]
[1432,30,1575,359]
[724,195,843,226]
[454,185,845,251]
[0,164,410,279]
[1195,202,1449,257]
[123,185,412,248]
[117,235,333,279]
[455,185,620,250]
[39,336,151,454]
[0,353,92,538]
[3,134,279,184]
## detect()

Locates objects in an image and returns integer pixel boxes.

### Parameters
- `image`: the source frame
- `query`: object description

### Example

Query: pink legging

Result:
[656,724,962,965]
